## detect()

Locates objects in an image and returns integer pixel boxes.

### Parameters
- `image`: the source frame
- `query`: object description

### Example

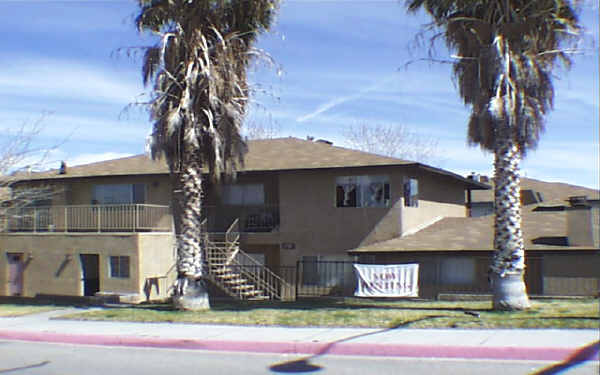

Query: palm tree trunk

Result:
[491,136,530,310]
[171,156,210,311]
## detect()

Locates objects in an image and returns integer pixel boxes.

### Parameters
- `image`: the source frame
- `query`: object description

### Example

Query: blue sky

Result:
[2,1,598,189]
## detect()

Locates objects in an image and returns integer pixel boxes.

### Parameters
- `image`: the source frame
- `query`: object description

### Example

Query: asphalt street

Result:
[0,307,598,374]
[0,340,597,375]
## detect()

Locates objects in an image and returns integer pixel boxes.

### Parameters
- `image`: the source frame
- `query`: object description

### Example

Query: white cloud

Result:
[41,113,147,142]
[0,57,144,107]
[0,110,149,147]
[65,152,135,167]
[7,148,134,175]
[295,74,398,123]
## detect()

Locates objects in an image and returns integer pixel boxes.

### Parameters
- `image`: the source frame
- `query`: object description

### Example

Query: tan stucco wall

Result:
[0,233,142,299]
[5,167,470,281]
[137,233,176,301]
[400,171,466,235]
[277,167,467,266]
[277,169,396,266]
[65,175,171,205]
[567,207,599,248]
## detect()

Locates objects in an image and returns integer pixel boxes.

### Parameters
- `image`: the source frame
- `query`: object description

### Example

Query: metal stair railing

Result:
[203,217,264,300]
[205,242,265,300]
[203,218,293,301]
[224,218,240,266]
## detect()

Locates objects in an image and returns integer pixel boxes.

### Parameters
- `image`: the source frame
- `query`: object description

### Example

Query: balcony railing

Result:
[1,203,279,234]
[1,204,172,233]
[202,204,279,233]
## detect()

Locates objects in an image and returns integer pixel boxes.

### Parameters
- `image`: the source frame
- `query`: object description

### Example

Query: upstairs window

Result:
[222,184,264,205]
[335,175,390,208]
[403,178,418,207]
[92,184,145,205]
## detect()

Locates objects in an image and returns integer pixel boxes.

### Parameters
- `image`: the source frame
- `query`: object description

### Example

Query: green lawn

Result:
[0,304,61,317]
[57,298,599,329]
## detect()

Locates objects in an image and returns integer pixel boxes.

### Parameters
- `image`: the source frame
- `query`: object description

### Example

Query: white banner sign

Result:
[353,264,419,297]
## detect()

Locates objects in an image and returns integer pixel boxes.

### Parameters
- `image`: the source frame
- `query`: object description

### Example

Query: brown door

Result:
[7,253,24,296]
[525,257,543,295]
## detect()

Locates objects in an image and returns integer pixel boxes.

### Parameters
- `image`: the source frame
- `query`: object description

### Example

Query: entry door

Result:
[525,257,543,295]
[79,254,100,296]
[7,253,24,296]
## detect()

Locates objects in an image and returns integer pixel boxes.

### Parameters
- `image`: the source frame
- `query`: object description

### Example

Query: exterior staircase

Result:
[202,219,293,301]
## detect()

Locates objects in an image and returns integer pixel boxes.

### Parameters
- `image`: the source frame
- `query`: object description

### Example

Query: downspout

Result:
[467,188,473,217]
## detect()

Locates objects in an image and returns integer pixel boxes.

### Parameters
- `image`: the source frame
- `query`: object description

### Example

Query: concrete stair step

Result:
[231,284,254,291]
[212,267,234,274]
[222,278,248,285]
[246,294,270,301]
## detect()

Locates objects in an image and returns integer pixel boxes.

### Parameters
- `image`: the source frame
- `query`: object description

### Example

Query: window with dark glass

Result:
[92,184,146,204]
[301,256,319,285]
[109,256,130,278]
[222,184,264,205]
[403,178,418,207]
[335,175,390,207]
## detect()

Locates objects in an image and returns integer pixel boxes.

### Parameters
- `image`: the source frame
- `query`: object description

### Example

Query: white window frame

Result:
[335,175,390,208]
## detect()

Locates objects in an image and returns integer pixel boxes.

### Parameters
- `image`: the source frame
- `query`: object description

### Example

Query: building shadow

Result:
[0,361,51,374]
[268,317,447,373]
[531,340,600,375]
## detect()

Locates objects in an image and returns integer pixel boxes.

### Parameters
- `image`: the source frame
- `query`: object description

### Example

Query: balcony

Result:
[202,205,279,233]
[1,204,172,233]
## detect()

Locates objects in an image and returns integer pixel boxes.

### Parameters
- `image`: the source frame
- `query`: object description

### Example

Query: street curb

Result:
[1,330,598,362]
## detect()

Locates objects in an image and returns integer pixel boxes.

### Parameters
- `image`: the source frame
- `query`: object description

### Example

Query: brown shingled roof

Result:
[13,137,486,189]
[350,207,595,253]
[471,177,599,203]
[353,175,599,253]
[246,137,410,171]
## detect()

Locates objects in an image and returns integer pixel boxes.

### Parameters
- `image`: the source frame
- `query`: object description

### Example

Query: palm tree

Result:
[406,0,581,310]
[136,0,280,310]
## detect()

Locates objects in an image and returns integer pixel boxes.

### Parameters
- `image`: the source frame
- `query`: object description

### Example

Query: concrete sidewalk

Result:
[0,308,598,362]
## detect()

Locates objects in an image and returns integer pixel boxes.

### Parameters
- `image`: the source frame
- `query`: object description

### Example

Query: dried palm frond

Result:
[406,0,581,155]
[138,0,280,179]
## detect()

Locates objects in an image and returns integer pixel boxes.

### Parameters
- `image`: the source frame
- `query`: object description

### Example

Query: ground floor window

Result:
[109,256,130,278]
[440,257,475,284]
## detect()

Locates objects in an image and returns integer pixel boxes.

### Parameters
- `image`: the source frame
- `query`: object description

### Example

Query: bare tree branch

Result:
[343,121,443,166]
[1,115,62,231]
[243,118,281,140]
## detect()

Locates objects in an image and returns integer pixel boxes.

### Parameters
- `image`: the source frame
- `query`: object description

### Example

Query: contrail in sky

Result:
[295,74,397,123]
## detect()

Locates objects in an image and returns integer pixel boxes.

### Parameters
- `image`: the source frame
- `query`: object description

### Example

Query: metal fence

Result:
[291,255,599,299]
[295,260,357,297]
